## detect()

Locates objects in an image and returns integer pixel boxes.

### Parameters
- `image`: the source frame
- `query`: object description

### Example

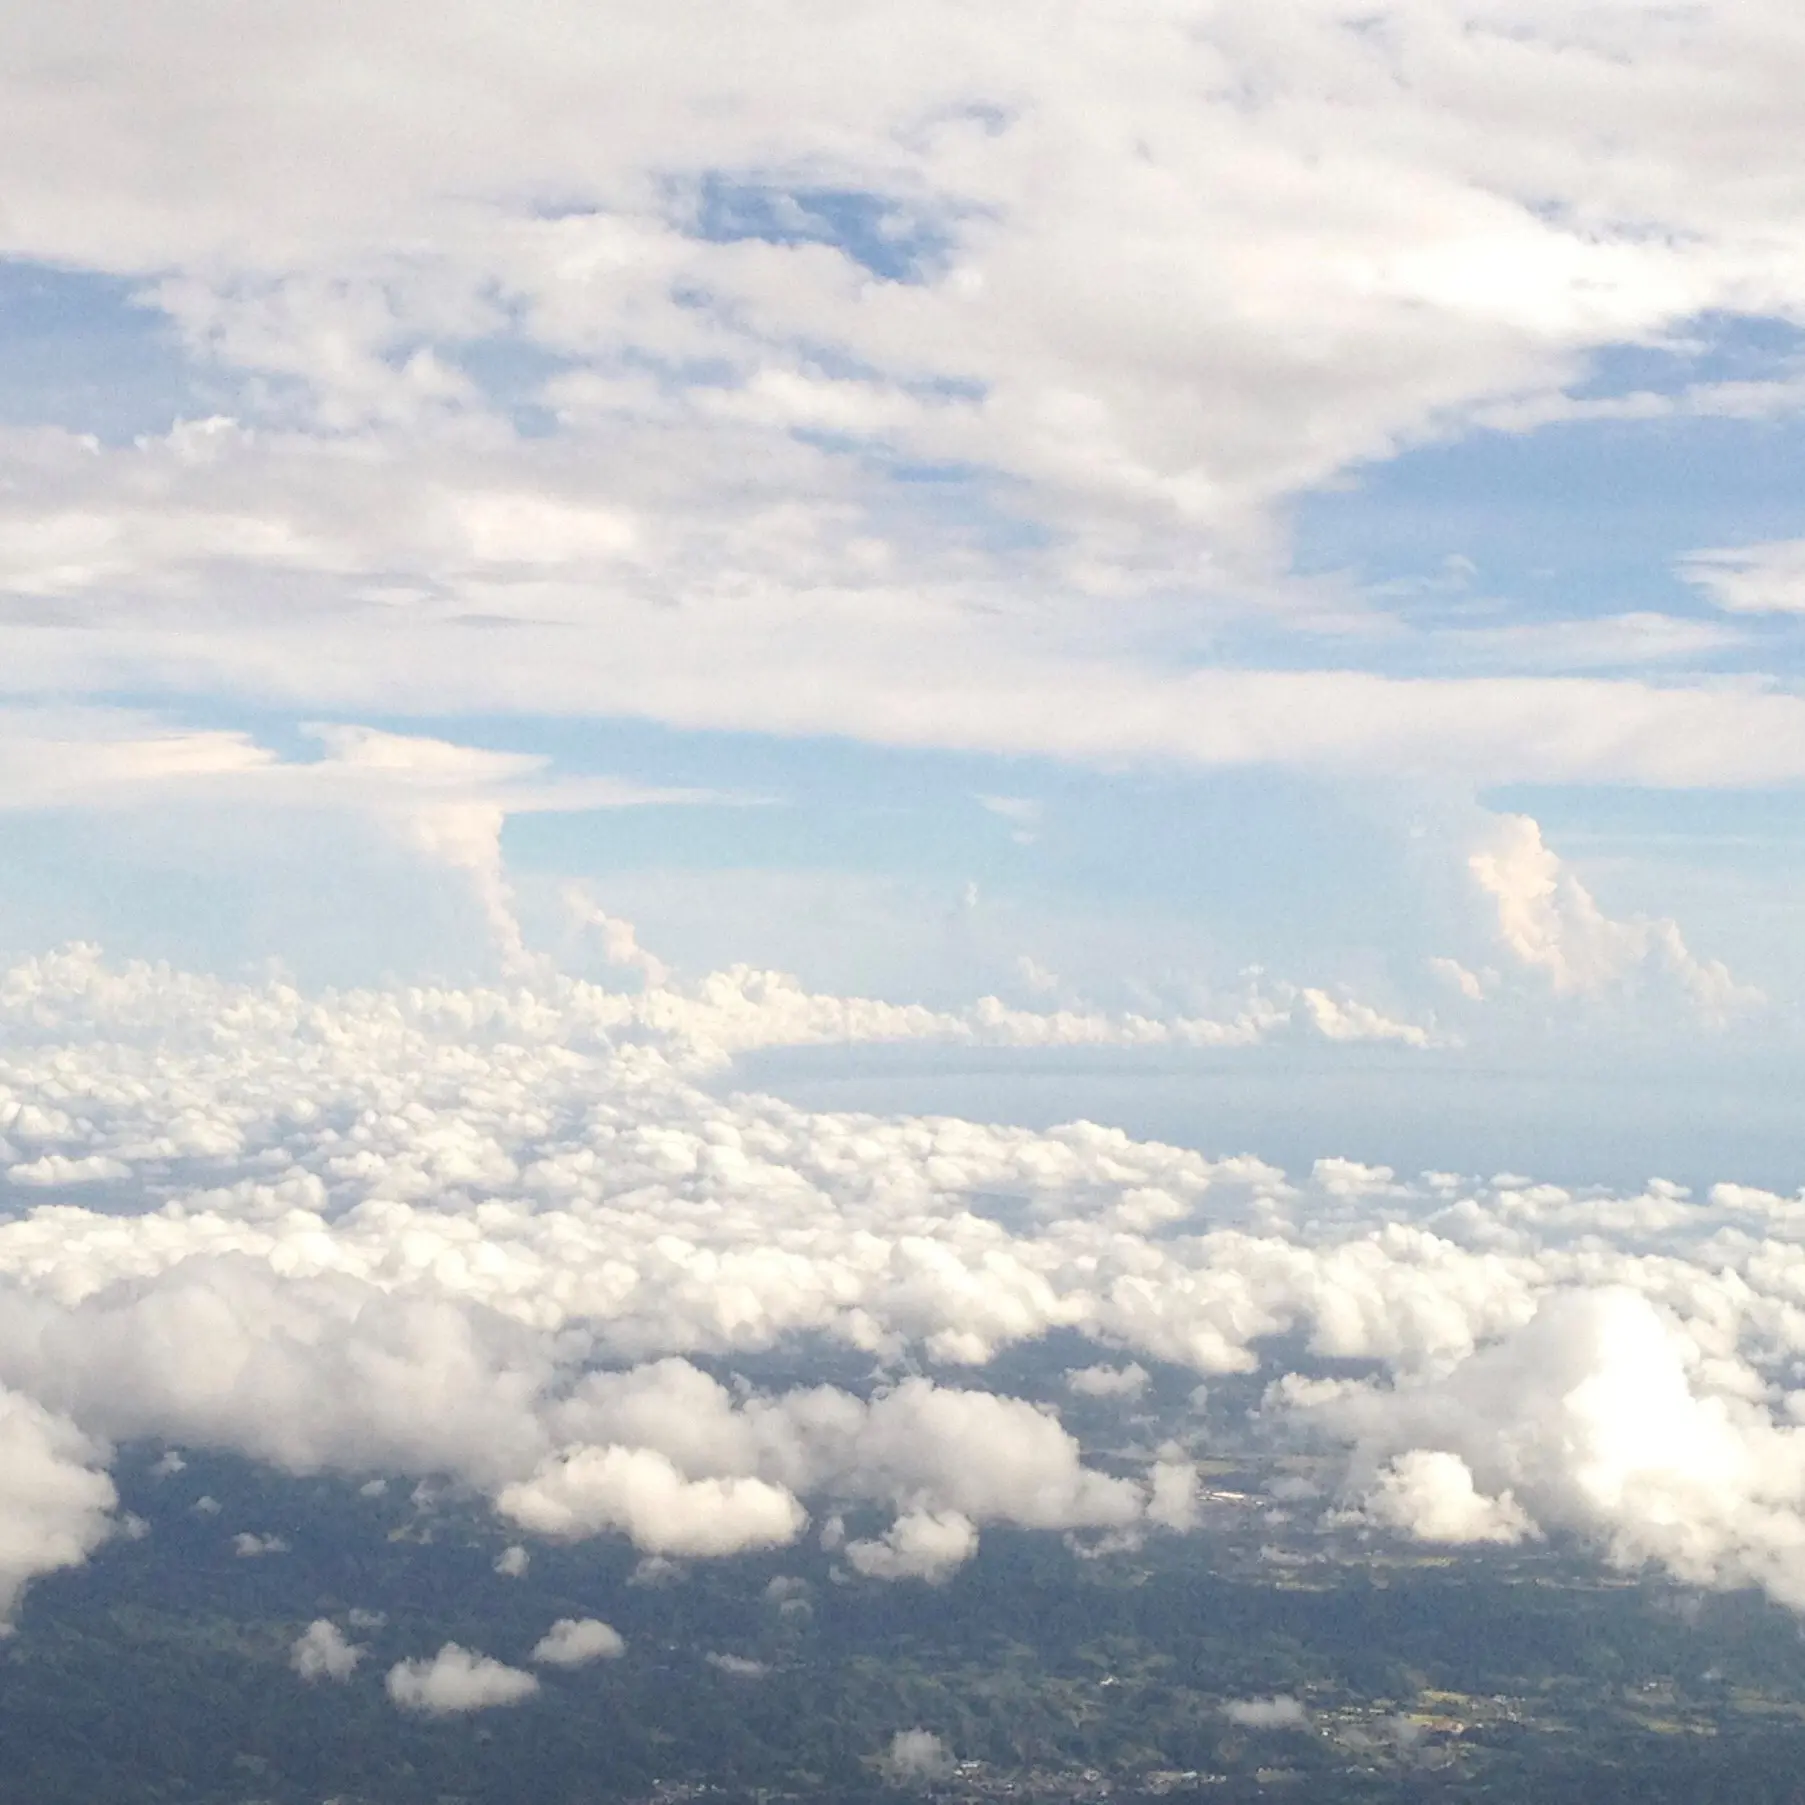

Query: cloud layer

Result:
[1,4,1804,781]
[0,941,1802,1620]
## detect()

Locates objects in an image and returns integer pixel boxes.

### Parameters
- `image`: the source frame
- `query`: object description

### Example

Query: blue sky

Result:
[4,1,1805,1184]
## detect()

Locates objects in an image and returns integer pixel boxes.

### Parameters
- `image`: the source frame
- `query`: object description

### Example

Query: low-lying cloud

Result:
[0,946,1802,1623]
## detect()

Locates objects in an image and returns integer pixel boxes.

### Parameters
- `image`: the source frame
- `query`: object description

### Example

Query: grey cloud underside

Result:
[1,949,1805,1617]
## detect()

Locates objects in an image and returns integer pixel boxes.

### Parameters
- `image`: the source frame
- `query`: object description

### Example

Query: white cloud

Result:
[844,1509,979,1584]
[1303,1288,1805,1606]
[1223,1696,1308,1731]
[1469,812,1759,1019]
[493,1543,530,1578]
[1681,540,1805,615]
[1356,1450,1537,1547]
[1145,1458,1201,1534]
[1064,1362,1149,1399]
[704,1652,768,1678]
[496,1447,806,1555]
[531,1617,625,1666]
[0,8,1804,782]
[0,1389,117,1628]
[12,945,1805,1612]
[6,1154,132,1187]
[386,1644,540,1715]
[291,1618,363,1681]
[882,1729,955,1783]
[232,1531,290,1557]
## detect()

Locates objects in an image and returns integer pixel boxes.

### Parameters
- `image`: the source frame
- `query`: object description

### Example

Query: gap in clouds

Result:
[728,1043,1804,1196]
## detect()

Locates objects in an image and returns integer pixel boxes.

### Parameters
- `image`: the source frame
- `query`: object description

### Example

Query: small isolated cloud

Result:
[232,1532,289,1557]
[1145,1457,1200,1532]
[1427,956,1489,1002]
[1065,1362,1150,1399]
[386,1644,540,1715]
[531,1617,625,1667]
[493,1543,529,1578]
[978,795,1041,844]
[844,1508,979,1583]
[148,1450,185,1477]
[704,1652,767,1678]
[1359,1450,1537,1547]
[883,1728,955,1783]
[291,1619,362,1682]
[1223,1695,1308,1730]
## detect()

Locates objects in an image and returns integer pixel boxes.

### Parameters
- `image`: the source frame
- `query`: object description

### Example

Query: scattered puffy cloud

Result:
[531,1617,625,1666]
[291,1619,363,1681]
[232,1532,289,1557]
[386,1644,540,1715]
[493,1543,530,1578]
[704,1652,768,1678]
[5,945,1805,1615]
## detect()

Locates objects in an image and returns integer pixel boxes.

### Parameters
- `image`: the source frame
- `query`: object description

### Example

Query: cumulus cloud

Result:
[0,1389,117,1627]
[291,1618,363,1681]
[493,1543,530,1578]
[9,946,1805,1613]
[232,1532,289,1557]
[1469,813,1758,1018]
[386,1644,540,1715]
[882,1728,955,1783]
[496,1447,806,1556]
[1145,1458,1202,1534]
[1355,1451,1537,1547]
[1303,1288,1805,1605]
[1065,1363,1150,1399]
[844,1509,980,1583]
[531,1617,625,1666]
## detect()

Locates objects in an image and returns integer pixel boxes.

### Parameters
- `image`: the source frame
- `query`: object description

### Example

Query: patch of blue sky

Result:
[441,331,578,436]
[817,443,1051,556]
[108,691,1418,966]
[1566,310,1805,400]
[1486,783,1805,863]
[1291,402,1805,639]
[686,173,958,284]
[0,258,212,442]
[733,1038,1805,1193]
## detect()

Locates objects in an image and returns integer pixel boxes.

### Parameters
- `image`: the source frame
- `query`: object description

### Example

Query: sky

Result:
[6,0,1805,1681]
